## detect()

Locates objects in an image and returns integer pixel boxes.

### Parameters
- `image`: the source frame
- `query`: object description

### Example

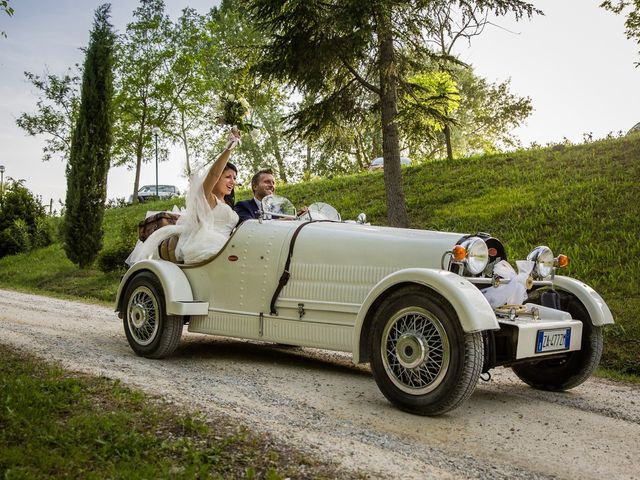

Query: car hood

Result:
[292,221,466,270]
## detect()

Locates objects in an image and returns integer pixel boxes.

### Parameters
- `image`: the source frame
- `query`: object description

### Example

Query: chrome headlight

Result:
[454,236,489,275]
[527,246,555,279]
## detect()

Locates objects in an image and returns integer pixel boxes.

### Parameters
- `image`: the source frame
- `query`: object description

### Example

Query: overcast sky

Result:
[0,0,638,207]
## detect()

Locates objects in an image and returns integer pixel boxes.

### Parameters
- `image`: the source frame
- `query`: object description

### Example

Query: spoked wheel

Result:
[127,285,161,346]
[123,271,183,359]
[370,286,483,416]
[381,306,451,395]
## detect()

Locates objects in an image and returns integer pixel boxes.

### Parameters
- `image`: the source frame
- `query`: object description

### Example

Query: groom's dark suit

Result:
[234,198,261,224]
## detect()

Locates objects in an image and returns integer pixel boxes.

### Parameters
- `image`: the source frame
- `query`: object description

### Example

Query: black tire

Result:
[123,271,183,359]
[512,295,603,391]
[369,285,483,416]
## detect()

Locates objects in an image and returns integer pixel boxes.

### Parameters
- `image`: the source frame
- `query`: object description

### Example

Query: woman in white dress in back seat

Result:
[128,128,241,264]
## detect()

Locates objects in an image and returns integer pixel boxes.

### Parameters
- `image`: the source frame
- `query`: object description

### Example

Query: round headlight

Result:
[527,246,555,279]
[459,237,489,275]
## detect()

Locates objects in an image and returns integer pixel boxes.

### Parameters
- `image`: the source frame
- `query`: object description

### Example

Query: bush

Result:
[0,180,51,258]
[33,217,57,249]
[0,219,32,257]
[97,243,133,272]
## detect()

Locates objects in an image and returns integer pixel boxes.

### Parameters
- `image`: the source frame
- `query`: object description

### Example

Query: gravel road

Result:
[1,289,638,479]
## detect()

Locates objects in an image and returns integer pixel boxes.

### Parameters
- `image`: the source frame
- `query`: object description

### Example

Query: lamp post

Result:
[0,165,5,198]
[152,127,160,198]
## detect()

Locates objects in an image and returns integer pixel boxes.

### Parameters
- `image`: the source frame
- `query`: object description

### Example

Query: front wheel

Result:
[369,286,483,416]
[123,271,183,359]
[512,295,603,391]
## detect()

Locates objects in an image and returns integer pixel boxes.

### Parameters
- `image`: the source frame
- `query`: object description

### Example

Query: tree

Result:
[16,69,80,162]
[248,0,539,227]
[602,1,640,67]
[63,4,115,268]
[163,7,210,177]
[427,3,533,159]
[406,67,532,160]
[1,0,14,38]
[399,70,460,157]
[445,68,532,156]
[112,0,175,203]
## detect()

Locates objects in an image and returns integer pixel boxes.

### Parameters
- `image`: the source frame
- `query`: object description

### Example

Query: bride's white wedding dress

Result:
[179,199,238,263]
[127,166,239,265]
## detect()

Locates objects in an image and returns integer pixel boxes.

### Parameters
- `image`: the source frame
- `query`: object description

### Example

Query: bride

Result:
[128,128,241,265]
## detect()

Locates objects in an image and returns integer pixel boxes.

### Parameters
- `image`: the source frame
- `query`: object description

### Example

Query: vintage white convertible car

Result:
[115,196,614,415]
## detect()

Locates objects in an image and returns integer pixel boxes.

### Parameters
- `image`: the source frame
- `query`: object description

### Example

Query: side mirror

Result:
[356,213,367,224]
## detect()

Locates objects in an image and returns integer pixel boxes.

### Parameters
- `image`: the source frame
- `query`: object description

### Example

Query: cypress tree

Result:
[63,4,115,268]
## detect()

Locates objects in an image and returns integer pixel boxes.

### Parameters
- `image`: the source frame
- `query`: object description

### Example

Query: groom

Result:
[234,168,275,223]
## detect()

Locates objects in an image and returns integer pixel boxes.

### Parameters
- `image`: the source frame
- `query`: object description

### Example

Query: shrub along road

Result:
[1,288,638,479]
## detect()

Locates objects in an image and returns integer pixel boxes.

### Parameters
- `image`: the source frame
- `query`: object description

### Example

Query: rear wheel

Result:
[369,286,483,416]
[512,294,603,391]
[123,271,183,359]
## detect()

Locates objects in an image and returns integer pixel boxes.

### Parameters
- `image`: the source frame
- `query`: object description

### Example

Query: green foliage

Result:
[445,67,533,157]
[602,0,640,66]
[0,180,46,233]
[97,216,139,273]
[63,5,115,268]
[33,216,57,249]
[247,0,539,227]
[400,71,460,145]
[0,0,13,38]
[0,345,345,479]
[96,244,131,273]
[0,219,31,257]
[15,69,81,162]
[0,179,50,258]
[112,0,174,198]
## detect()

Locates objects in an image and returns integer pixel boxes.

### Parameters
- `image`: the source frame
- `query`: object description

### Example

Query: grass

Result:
[0,344,356,479]
[0,135,638,374]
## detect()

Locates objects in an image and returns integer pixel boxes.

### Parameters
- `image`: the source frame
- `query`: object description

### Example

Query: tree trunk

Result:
[180,110,191,177]
[131,104,150,204]
[378,12,409,228]
[132,121,145,203]
[444,123,453,161]
[133,146,142,204]
[355,131,367,170]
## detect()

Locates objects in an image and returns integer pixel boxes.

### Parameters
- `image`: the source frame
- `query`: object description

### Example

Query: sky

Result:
[0,0,638,209]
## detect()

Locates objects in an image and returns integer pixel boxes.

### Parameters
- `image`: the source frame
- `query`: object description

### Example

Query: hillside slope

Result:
[1,135,638,374]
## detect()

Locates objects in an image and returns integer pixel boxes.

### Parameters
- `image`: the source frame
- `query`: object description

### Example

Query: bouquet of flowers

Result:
[218,93,257,133]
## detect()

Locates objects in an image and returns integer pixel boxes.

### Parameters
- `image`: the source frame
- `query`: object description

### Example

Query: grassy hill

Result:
[1,135,638,375]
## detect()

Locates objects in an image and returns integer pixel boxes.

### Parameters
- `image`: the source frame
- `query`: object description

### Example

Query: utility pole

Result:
[0,165,5,198]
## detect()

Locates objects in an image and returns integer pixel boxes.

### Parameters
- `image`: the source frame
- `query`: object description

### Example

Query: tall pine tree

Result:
[248,0,539,227]
[63,4,115,267]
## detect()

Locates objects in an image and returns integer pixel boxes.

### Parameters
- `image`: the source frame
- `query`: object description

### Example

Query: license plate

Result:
[535,328,571,353]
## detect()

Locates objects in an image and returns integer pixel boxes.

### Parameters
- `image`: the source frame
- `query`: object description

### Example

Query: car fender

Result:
[552,275,614,326]
[353,268,498,362]
[115,260,208,317]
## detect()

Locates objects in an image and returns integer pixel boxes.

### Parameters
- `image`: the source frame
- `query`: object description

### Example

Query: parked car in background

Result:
[128,184,180,204]
[369,156,411,171]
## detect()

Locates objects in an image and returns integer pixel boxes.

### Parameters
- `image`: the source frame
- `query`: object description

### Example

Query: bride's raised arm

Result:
[202,127,241,208]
